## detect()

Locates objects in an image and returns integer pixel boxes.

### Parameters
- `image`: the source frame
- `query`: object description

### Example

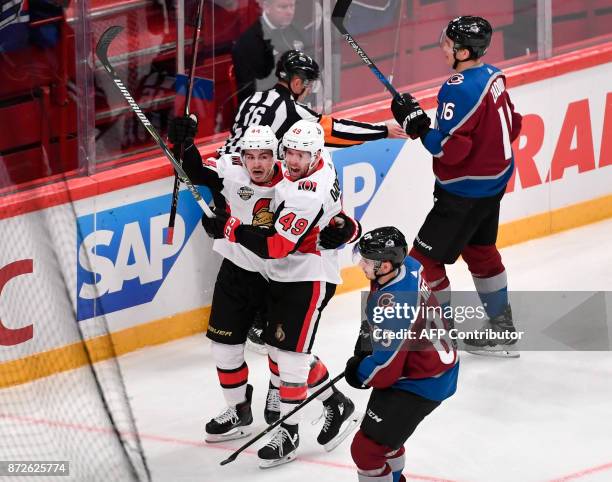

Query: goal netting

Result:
[0,186,150,481]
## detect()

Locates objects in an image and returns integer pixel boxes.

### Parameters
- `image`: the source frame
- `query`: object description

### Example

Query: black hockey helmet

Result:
[275,50,320,82]
[356,227,408,268]
[444,16,492,59]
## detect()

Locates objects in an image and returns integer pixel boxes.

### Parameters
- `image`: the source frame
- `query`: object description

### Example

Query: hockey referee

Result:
[220,49,407,156]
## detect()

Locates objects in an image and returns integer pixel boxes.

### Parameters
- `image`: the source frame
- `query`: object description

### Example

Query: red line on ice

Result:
[0,413,456,482]
[549,461,612,481]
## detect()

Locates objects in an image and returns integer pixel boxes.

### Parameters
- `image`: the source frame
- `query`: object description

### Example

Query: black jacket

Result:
[232,18,306,105]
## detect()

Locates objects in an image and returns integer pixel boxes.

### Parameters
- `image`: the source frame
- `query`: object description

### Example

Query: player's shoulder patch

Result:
[376,292,395,309]
[297,179,317,192]
[438,69,488,112]
[446,73,464,86]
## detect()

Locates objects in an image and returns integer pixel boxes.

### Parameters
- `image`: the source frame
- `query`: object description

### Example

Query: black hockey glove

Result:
[353,319,373,358]
[201,208,229,239]
[319,212,362,249]
[391,94,431,140]
[168,114,198,147]
[344,356,368,390]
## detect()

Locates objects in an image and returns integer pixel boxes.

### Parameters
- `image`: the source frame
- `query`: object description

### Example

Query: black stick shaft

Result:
[166,0,206,244]
[332,0,405,100]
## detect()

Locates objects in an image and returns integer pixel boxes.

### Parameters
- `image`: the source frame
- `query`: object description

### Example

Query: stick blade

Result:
[96,26,124,66]
[219,455,236,466]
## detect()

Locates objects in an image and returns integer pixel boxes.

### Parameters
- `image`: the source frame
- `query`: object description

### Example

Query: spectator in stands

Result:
[232,0,306,105]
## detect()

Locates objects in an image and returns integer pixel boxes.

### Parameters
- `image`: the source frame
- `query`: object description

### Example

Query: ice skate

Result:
[246,324,267,355]
[464,305,520,358]
[264,383,280,424]
[205,384,253,443]
[316,392,361,452]
[258,423,299,469]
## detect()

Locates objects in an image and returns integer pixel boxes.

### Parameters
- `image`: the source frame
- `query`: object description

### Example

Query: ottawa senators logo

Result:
[298,180,317,192]
[252,198,274,227]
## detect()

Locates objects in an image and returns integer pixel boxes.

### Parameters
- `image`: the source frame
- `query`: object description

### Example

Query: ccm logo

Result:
[0,260,34,346]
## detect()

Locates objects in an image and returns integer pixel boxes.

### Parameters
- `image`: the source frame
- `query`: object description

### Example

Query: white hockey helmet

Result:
[281,120,325,169]
[239,125,278,157]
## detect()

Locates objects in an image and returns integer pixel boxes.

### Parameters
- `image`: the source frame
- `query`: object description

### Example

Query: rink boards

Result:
[0,43,611,384]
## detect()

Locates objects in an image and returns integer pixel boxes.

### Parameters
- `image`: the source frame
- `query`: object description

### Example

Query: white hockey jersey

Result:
[264,149,343,284]
[207,154,282,274]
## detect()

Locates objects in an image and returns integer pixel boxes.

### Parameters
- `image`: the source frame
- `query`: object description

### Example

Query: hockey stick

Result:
[219,371,345,466]
[331,0,404,101]
[96,26,214,218]
[166,0,206,244]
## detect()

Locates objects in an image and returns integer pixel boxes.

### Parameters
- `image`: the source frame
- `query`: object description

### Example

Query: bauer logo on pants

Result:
[76,190,207,321]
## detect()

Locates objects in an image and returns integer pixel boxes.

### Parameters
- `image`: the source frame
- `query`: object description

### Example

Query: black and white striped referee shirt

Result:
[219,84,388,155]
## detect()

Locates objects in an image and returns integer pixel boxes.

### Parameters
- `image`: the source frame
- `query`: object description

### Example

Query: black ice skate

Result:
[464,305,520,358]
[316,392,361,452]
[264,383,280,424]
[246,318,267,355]
[258,423,299,469]
[205,384,253,443]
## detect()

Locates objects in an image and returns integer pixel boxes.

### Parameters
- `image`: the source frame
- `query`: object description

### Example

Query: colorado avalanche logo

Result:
[377,292,395,309]
[298,180,317,192]
[446,73,464,85]
[252,198,273,227]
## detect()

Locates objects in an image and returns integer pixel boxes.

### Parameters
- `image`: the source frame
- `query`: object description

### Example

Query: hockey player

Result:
[211,120,361,467]
[389,16,523,356]
[168,121,357,444]
[346,227,459,482]
[224,49,402,354]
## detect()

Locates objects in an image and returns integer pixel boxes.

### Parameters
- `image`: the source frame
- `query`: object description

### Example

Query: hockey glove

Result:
[201,208,228,239]
[391,94,431,140]
[353,319,373,358]
[344,356,368,390]
[319,212,362,249]
[223,215,242,243]
[168,114,198,147]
